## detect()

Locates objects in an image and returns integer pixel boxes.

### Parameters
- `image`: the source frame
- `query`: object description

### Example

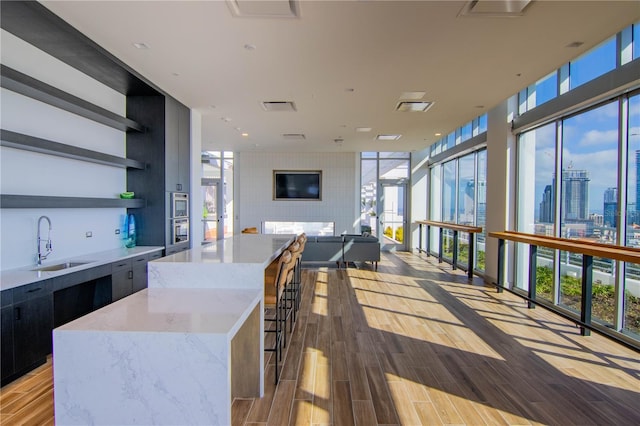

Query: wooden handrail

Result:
[415,220,483,234]
[489,231,640,264]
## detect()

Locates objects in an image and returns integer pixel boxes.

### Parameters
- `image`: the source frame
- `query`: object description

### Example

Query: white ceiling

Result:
[41,1,640,153]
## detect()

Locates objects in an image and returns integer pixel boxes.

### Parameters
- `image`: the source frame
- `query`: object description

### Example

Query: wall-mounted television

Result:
[273,170,322,200]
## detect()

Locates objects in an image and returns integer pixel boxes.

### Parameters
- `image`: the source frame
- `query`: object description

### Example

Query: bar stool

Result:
[241,227,259,234]
[292,233,306,313]
[285,240,302,329]
[264,249,294,384]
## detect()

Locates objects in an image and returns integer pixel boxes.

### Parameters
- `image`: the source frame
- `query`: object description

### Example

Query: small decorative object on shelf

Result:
[120,192,135,199]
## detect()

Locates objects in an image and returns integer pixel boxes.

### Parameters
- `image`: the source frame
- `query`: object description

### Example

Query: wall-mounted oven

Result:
[171,218,189,244]
[171,192,189,218]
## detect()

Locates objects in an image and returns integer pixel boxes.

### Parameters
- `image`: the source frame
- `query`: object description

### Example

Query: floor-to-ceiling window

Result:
[426,119,487,273]
[514,20,640,342]
[625,92,640,336]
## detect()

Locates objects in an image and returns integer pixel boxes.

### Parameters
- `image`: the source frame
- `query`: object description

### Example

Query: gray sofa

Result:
[302,234,380,270]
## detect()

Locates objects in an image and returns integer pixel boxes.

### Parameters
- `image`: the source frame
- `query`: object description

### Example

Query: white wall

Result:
[410,148,430,251]
[236,152,358,235]
[484,97,517,284]
[0,30,128,270]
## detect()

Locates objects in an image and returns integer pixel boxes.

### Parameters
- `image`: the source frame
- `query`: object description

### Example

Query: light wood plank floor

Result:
[2,251,639,425]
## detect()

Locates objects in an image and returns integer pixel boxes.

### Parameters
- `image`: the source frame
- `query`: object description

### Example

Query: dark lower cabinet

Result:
[1,306,15,381]
[13,295,53,374]
[131,255,148,293]
[1,283,53,386]
[111,261,133,302]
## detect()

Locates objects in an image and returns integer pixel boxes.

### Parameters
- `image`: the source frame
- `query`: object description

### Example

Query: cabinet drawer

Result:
[13,280,52,303]
[148,251,163,261]
[1,290,13,308]
[131,254,148,265]
[111,259,133,274]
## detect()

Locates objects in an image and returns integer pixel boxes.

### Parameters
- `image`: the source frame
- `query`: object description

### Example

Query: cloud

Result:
[577,129,619,148]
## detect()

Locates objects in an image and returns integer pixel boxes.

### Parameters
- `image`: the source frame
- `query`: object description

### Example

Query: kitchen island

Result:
[53,233,296,425]
[53,287,261,426]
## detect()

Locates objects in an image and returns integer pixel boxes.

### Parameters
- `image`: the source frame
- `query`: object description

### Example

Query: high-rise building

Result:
[539,185,554,223]
[636,150,640,216]
[603,187,618,228]
[561,169,590,221]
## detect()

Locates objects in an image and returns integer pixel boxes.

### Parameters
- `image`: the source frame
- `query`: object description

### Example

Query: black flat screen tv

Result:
[273,170,322,200]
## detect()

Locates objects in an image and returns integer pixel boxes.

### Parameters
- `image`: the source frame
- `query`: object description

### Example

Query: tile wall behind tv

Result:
[237,152,359,235]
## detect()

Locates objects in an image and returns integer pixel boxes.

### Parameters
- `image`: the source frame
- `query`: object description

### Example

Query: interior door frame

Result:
[377,178,409,251]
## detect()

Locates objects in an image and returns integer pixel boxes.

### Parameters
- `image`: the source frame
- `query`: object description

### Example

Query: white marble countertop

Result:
[0,246,164,291]
[154,234,296,268]
[56,287,261,337]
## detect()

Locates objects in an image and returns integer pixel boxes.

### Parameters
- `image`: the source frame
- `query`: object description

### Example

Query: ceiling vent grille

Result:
[227,0,300,18]
[396,101,434,112]
[458,0,533,17]
[261,101,297,112]
[283,133,306,141]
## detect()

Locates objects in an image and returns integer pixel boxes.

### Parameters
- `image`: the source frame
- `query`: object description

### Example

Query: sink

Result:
[31,261,92,272]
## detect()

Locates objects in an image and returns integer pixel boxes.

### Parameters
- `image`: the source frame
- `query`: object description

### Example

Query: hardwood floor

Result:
[2,251,639,425]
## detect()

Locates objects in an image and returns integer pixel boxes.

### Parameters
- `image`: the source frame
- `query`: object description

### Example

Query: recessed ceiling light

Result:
[356,127,372,132]
[475,105,485,109]
[566,41,584,48]
[435,133,442,136]
[376,134,402,141]
[244,44,256,50]
[241,133,249,137]
[345,88,355,92]
[400,91,426,100]
[221,117,232,122]
[133,42,150,49]
[396,101,434,112]
[172,72,180,77]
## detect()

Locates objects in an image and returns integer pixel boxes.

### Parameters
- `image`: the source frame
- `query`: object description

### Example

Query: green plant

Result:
[395,226,403,242]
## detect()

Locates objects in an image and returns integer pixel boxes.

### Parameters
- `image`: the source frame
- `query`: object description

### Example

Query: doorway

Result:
[378,179,408,251]
[202,178,223,242]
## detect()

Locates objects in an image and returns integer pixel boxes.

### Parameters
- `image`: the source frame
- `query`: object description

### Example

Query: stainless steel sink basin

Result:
[31,261,91,272]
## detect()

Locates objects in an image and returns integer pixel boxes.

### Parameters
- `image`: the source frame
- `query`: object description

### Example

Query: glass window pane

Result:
[561,102,619,243]
[379,152,410,159]
[625,92,640,337]
[476,150,487,271]
[532,72,557,108]
[479,114,487,134]
[430,164,442,253]
[627,93,640,242]
[634,22,640,60]
[561,101,619,327]
[460,122,472,143]
[447,132,456,150]
[457,154,475,225]
[379,159,409,179]
[570,38,616,90]
[442,160,456,222]
[361,159,377,235]
[361,152,377,158]
[516,123,556,292]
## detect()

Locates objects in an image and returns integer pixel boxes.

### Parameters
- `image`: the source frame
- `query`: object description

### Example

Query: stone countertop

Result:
[154,234,296,268]
[0,246,164,292]
[55,287,261,336]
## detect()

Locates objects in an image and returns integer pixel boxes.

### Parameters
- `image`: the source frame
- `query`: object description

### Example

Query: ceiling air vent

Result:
[227,0,300,18]
[458,0,533,17]
[261,101,297,112]
[396,101,434,112]
[283,133,306,141]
